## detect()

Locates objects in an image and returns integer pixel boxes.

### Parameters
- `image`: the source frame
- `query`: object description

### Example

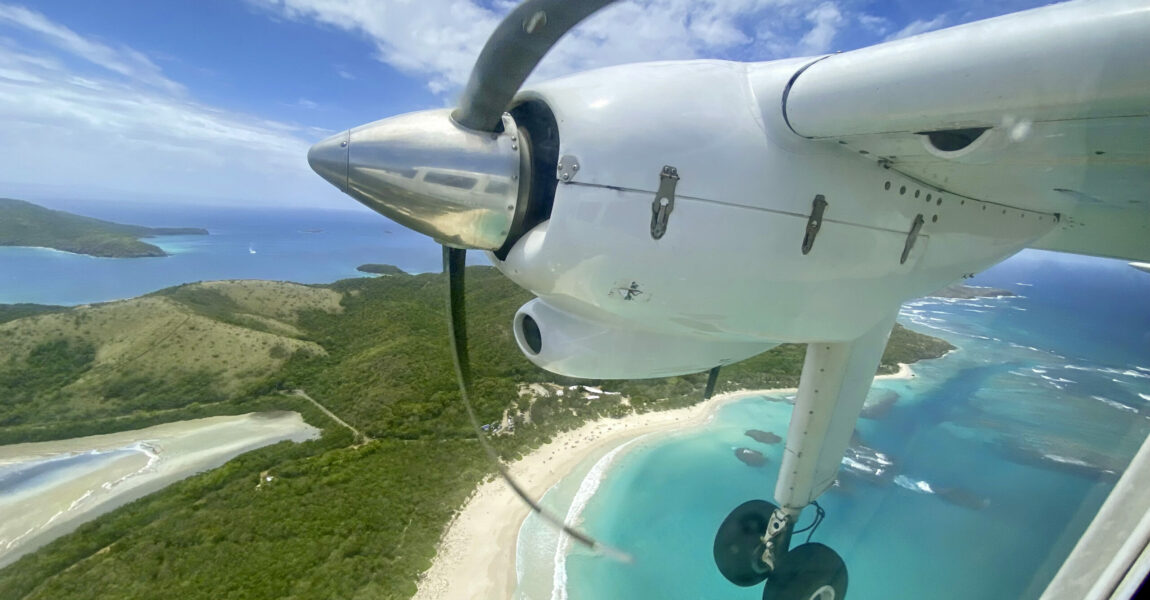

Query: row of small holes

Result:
[885,180,942,205]
[884,179,1046,222]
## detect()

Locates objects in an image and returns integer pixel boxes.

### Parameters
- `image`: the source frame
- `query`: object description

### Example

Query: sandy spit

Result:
[0,411,319,568]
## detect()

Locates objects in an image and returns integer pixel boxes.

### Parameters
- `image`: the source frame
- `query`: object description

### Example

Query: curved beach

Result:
[413,364,914,599]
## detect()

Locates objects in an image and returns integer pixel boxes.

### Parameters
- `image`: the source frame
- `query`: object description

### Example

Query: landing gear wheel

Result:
[713,499,775,587]
[763,542,848,600]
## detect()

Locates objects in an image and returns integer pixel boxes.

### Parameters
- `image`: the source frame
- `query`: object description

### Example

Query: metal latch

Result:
[650,166,679,240]
[901,214,925,264]
[801,195,828,255]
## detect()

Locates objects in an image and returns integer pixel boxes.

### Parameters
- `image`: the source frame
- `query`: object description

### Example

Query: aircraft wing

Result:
[780,0,1150,262]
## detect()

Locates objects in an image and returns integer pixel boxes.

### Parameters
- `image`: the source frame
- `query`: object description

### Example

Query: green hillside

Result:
[0,198,207,258]
[0,269,952,599]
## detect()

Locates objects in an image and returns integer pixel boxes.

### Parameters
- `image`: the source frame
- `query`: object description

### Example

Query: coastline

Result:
[413,363,917,600]
[0,411,318,568]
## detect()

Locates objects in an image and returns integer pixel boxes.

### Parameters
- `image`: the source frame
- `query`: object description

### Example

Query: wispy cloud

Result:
[857,13,890,37]
[0,0,1005,207]
[797,2,844,55]
[249,0,851,95]
[0,4,184,94]
[0,4,332,206]
[885,14,947,41]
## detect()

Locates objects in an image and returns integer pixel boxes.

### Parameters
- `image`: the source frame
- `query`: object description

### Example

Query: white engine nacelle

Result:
[489,59,1055,379]
[513,298,775,379]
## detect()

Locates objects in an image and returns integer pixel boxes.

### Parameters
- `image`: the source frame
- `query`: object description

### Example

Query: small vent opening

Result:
[918,127,990,152]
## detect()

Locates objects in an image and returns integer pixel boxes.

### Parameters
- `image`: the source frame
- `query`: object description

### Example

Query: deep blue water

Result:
[0,199,443,305]
[520,252,1150,600]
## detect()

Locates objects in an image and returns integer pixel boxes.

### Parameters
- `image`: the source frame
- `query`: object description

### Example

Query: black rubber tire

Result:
[713,499,775,587]
[763,543,848,600]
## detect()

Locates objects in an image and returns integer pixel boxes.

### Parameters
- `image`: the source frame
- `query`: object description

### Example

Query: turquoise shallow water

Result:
[520,252,1150,599]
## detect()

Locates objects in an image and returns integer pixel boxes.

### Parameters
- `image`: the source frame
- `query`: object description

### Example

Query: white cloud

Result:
[858,13,889,36]
[0,4,184,94]
[796,2,843,55]
[884,14,947,41]
[249,0,845,95]
[0,6,336,207]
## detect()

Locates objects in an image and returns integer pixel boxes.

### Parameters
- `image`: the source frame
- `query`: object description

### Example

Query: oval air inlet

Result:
[918,127,990,152]
[521,314,543,354]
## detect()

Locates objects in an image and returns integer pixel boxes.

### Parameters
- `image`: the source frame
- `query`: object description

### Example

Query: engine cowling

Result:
[513,298,775,379]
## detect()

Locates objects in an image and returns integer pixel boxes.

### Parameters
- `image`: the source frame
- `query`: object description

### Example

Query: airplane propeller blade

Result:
[435,0,631,564]
[453,0,617,132]
[442,246,632,564]
[311,0,628,561]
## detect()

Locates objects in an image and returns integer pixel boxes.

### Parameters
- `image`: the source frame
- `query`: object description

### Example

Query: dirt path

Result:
[288,389,371,444]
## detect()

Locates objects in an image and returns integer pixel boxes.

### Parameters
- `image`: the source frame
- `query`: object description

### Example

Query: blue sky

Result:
[0,0,1050,209]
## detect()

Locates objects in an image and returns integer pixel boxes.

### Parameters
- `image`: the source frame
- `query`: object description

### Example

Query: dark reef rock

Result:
[745,429,782,445]
[937,487,991,510]
[1000,442,1119,482]
[860,388,901,419]
[734,447,767,467]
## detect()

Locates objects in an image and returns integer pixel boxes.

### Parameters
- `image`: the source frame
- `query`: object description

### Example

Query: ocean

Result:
[3,201,1148,598]
[0,199,443,306]
[517,253,1150,599]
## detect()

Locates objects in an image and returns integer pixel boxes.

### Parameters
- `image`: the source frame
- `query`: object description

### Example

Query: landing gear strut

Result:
[714,314,897,600]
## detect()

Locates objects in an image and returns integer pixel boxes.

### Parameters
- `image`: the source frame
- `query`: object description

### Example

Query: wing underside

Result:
[781,0,1150,262]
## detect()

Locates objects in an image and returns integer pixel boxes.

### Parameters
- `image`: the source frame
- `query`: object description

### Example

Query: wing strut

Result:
[704,366,721,400]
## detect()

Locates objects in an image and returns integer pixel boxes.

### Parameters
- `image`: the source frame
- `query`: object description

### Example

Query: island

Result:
[930,283,1016,299]
[0,197,207,258]
[0,268,959,599]
[356,263,407,276]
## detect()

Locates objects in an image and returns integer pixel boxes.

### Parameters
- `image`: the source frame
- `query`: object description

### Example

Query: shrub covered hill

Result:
[0,198,207,258]
[0,267,952,600]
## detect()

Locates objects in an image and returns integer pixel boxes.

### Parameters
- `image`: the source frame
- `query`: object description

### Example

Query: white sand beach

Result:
[413,364,916,600]
[0,411,318,568]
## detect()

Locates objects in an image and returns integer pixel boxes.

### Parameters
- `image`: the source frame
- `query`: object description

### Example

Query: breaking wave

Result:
[893,475,935,495]
[552,437,643,600]
[1091,396,1138,413]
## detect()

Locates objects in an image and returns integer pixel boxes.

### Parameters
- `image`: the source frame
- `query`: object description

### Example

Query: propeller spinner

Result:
[309,0,615,251]
[308,0,627,562]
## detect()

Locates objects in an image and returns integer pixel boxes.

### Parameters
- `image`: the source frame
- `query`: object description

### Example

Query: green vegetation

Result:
[0,198,207,258]
[0,280,336,443]
[878,321,954,372]
[0,269,952,599]
[356,263,407,275]
[0,303,67,324]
